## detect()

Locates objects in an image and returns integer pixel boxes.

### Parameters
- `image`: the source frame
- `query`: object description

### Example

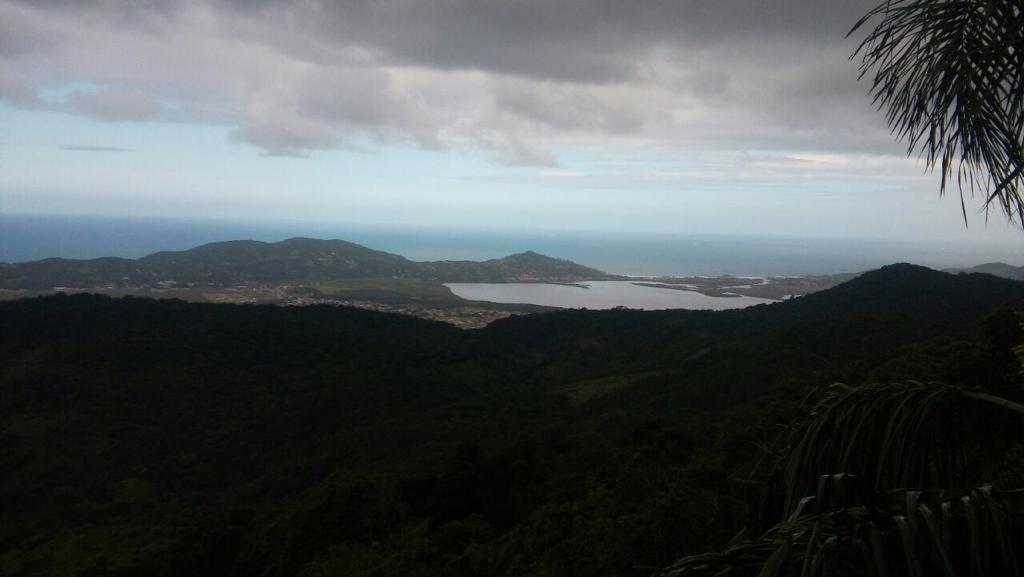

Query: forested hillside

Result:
[2,264,1023,576]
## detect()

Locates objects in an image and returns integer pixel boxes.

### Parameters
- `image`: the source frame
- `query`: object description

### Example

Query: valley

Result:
[4,264,1023,576]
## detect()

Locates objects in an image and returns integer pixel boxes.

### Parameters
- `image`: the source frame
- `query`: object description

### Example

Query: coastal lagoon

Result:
[445,281,777,311]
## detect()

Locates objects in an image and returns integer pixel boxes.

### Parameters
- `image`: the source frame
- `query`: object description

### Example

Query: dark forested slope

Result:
[2,264,1022,577]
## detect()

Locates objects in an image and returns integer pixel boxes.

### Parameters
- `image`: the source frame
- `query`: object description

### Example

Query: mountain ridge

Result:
[0,237,621,289]
[944,261,1024,281]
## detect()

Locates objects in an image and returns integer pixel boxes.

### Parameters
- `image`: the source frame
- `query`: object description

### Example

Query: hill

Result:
[138,237,421,284]
[418,250,616,282]
[945,261,1024,281]
[3,263,1024,576]
[0,238,619,290]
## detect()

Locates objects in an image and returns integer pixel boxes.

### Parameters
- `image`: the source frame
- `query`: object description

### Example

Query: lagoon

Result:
[445,281,777,311]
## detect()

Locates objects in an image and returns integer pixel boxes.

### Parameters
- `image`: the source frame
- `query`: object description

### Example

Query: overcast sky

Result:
[0,0,1021,244]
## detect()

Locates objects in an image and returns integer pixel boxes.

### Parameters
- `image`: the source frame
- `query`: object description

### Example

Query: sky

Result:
[0,0,1022,245]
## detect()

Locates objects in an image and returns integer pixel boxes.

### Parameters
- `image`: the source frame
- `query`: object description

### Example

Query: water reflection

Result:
[445,281,777,311]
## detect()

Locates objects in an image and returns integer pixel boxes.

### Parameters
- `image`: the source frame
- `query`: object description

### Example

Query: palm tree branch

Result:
[848,0,1024,227]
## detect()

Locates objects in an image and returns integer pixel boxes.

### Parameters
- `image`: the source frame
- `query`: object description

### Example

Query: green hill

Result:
[138,237,421,284]
[418,250,616,282]
[0,238,618,289]
[945,261,1024,281]
[1,263,1022,577]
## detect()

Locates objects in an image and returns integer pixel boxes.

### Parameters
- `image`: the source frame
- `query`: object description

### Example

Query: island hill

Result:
[0,237,856,326]
[0,237,620,289]
[945,262,1024,281]
[0,238,623,327]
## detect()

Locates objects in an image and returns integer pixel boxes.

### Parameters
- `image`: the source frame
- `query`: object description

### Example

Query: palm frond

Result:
[758,382,1024,529]
[849,0,1024,227]
[659,382,1024,577]
[659,483,1024,577]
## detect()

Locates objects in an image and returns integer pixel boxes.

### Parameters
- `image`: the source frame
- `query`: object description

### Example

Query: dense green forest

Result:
[2,264,1024,576]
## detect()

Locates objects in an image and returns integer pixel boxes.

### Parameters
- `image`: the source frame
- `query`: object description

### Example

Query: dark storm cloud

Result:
[494,80,648,134]
[0,3,50,57]
[0,0,894,161]
[219,0,877,82]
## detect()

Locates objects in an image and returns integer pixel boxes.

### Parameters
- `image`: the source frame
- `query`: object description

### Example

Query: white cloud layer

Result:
[0,0,904,165]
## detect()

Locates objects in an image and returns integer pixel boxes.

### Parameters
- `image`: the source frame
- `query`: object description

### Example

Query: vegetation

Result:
[849,0,1024,225]
[3,264,1024,576]
[632,274,859,301]
[651,6,1024,574]
[661,382,1024,576]
[5,4,1022,576]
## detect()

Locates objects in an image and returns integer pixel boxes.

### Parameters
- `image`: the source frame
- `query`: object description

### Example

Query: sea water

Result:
[2,213,1021,276]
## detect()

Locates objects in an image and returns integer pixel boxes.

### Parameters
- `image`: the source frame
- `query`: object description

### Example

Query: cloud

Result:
[231,101,340,157]
[0,66,37,105]
[0,0,896,161]
[493,80,648,134]
[489,138,560,168]
[69,89,163,122]
[0,2,52,57]
[215,0,878,82]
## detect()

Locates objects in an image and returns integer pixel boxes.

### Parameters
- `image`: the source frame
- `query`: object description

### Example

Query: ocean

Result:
[1,213,1021,277]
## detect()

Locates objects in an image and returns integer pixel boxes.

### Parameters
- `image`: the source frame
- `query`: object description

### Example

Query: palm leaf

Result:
[849,0,1024,227]
[660,483,1024,576]
[760,382,1024,528]
[659,382,1024,577]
